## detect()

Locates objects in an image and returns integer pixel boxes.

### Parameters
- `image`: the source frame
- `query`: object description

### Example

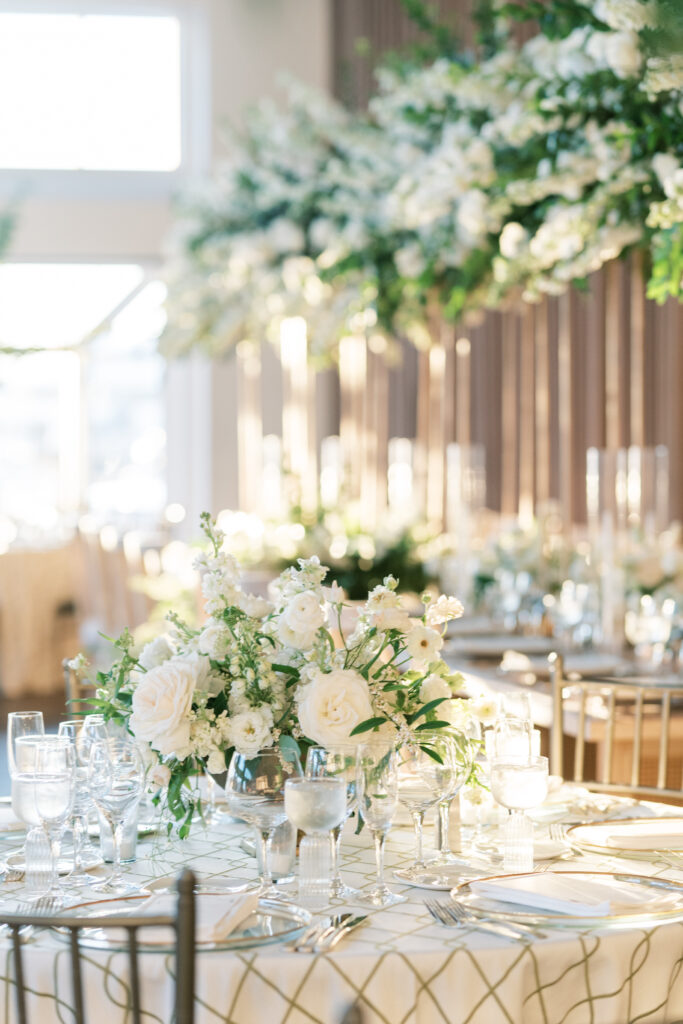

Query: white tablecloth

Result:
[2,805,683,1024]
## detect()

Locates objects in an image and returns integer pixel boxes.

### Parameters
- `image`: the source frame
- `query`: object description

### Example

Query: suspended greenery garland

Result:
[160,0,683,363]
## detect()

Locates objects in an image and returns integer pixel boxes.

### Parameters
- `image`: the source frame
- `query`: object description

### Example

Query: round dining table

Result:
[2,797,683,1024]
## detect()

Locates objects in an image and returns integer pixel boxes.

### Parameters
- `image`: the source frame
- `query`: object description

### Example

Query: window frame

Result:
[0,0,210,199]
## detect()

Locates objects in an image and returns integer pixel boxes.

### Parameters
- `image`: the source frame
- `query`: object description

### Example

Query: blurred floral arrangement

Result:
[622,523,683,598]
[84,514,485,835]
[161,0,683,363]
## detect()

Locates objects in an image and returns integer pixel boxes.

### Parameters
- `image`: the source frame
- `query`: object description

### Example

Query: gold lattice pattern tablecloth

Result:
[2,813,683,1024]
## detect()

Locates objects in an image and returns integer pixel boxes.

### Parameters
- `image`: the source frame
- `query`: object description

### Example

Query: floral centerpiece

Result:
[84,514,485,835]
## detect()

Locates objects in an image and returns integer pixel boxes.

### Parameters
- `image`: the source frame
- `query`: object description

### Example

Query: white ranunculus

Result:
[130,659,196,759]
[282,591,325,634]
[603,31,642,79]
[229,710,273,757]
[297,669,374,746]
[277,618,317,651]
[138,635,175,671]
[405,622,444,665]
[499,222,530,261]
[419,673,451,704]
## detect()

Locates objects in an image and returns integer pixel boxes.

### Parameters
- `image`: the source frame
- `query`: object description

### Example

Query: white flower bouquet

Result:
[85,514,483,835]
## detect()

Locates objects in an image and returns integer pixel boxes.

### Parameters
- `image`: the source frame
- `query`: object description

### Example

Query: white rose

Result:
[186,653,224,697]
[207,748,227,775]
[604,31,642,79]
[138,635,175,671]
[282,590,326,634]
[277,619,317,651]
[229,710,273,757]
[149,763,171,788]
[130,659,196,759]
[419,674,451,704]
[499,222,530,260]
[237,592,273,618]
[297,669,374,746]
[404,622,443,664]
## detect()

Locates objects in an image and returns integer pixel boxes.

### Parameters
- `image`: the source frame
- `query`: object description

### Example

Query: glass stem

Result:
[411,810,426,867]
[46,828,61,895]
[373,829,387,890]
[107,815,123,886]
[257,829,272,886]
[330,824,342,884]
[438,801,451,856]
[72,814,86,873]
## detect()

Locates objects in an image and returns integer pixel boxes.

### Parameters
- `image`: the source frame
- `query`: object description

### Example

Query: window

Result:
[0,13,181,171]
[0,264,166,545]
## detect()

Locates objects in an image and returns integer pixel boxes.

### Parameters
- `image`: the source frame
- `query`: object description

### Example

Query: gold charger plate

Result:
[453,870,683,929]
[566,818,683,861]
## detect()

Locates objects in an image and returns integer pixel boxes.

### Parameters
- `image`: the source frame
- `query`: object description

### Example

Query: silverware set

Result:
[289,912,368,953]
[424,897,547,941]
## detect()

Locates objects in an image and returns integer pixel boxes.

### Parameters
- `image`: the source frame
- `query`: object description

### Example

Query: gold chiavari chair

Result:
[0,869,196,1024]
[550,652,683,801]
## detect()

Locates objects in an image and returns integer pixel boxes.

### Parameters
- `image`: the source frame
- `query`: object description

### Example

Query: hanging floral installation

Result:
[161,0,683,363]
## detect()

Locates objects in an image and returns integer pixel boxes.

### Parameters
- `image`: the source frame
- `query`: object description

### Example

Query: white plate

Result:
[393,864,483,890]
[148,873,256,894]
[448,635,554,659]
[567,818,683,859]
[454,870,683,929]
[6,848,103,875]
[61,895,311,952]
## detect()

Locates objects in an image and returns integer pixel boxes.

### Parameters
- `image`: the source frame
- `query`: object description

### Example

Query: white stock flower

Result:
[594,0,656,32]
[405,622,443,664]
[267,218,305,254]
[499,222,529,260]
[297,668,374,746]
[603,31,642,79]
[186,653,224,697]
[372,607,412,631]
[653,153,681,197]
[130,659,196,759]
[419,673,451,704]
[237,592,273,618]
[198,623,232,661]
[138,635,175,671]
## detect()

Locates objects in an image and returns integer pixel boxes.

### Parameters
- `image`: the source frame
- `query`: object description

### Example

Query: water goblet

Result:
[305,744,360,898]
[58,718,107,885]
[285,776,346,908]
[225,748,302,898]
[355,743,405,907]
[88,738,146,895]
[431,725,480,867]
[490,714,533,760]
[32,737,75,906]
[490,755,549,873]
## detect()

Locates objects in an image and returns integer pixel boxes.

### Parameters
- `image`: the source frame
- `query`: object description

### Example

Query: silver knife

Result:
[316,914,368,952]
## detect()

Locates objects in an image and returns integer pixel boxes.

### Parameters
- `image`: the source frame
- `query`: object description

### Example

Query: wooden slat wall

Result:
[330,0,683,523]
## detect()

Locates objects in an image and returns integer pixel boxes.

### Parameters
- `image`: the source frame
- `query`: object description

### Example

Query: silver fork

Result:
[424,898,527,941]
[445,898,547,940]
[549,824,567,843]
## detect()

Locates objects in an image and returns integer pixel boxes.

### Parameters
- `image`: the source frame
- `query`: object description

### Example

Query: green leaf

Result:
[271,663,300,678]
[349,716,389,736]
[407,698,447,725]
[419,744,444,764]
[415,720,451,730]
[278,734,302,764]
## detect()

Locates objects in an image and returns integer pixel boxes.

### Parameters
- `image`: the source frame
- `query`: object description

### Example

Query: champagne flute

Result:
[32,737,75,906]
[355,743,405,908]
[8,711,44,826]
[88,738,145,895]
[305,744,360,898]
[58,718,107,885]
[225,748,302,898]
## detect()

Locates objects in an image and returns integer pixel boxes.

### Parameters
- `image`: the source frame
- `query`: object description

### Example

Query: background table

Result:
[2,801,683,1024]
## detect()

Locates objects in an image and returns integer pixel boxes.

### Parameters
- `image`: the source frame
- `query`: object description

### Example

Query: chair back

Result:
[550,652,683,799]
[0,869,195,1024]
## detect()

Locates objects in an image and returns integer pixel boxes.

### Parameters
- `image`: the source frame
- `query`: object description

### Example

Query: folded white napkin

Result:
[469,874,614,916]
[130,892,259,945]
[606,824,683,851]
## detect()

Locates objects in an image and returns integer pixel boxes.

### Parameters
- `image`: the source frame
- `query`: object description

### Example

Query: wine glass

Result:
[88,738,145,895]
[431,726,479,868]
[625,593,676,668]
[58,718,107,885]
[305,744,360,898]
[490,755,549,873]
[284,776,346,907]
[225,748,302,898]
[32,737,75,906]
[355,743,405,908]
[394,735,461,882]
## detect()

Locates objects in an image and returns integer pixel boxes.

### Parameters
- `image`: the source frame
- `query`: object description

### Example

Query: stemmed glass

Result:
[88,738,146,895]
[394,735,460,882]
[284,776,346,907]
[32,738,75,905]
[490,754,549,873]
[58,718,108,885]
[8,711,44,827]
[355,743,405,908]
[430,727,479,867]
[305,745,360,898]
[225,748,302,898]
